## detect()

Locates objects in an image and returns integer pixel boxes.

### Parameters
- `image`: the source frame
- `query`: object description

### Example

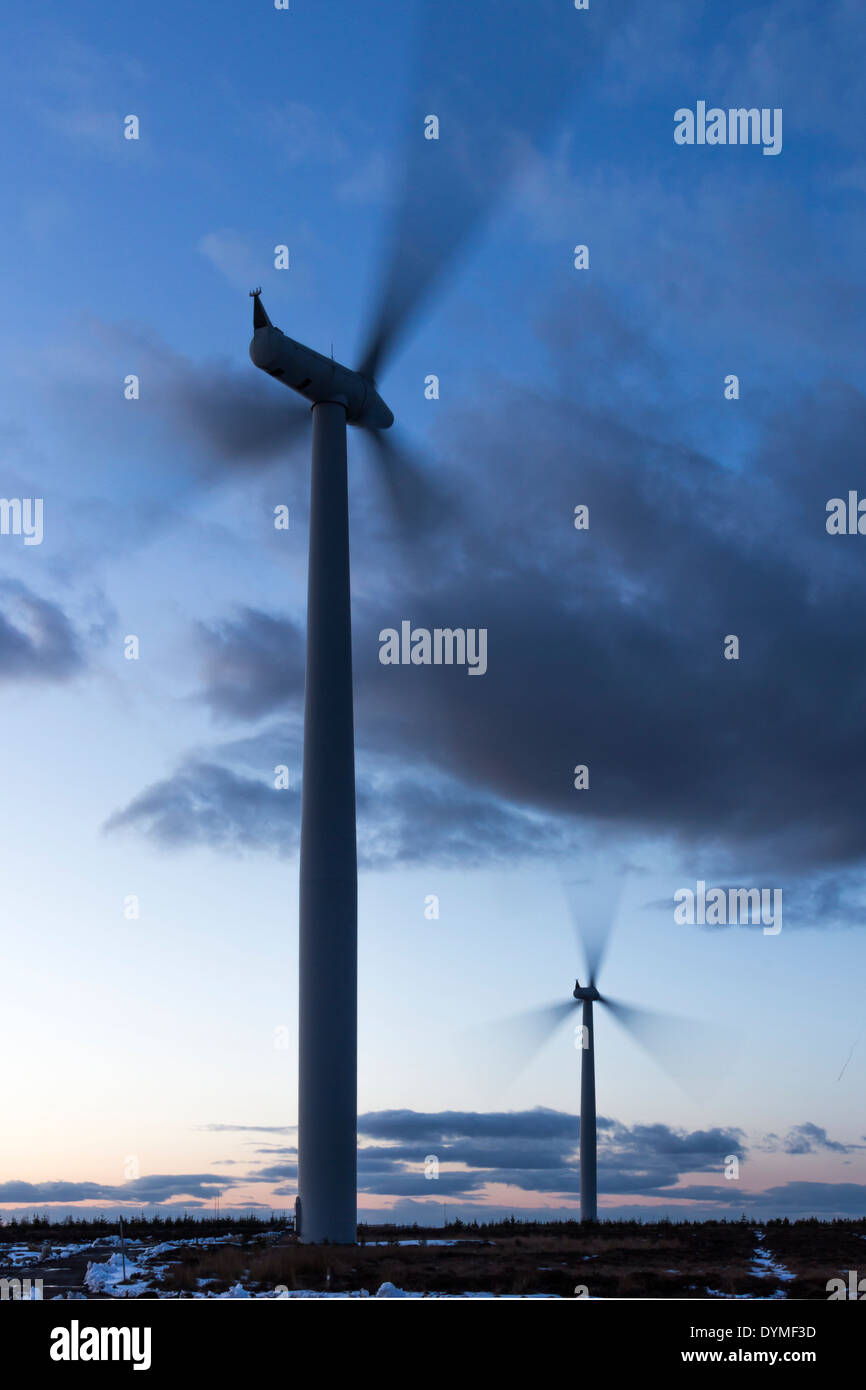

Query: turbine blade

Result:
[600,995,718,1100]
[472,999,579,1085]
[135,377,311,537]
[561,873,628,989]
[194,389,311,475]
[363,426,455,541]
[150,348,312,494]
[511,999,580,1059]
[357,0,616,381]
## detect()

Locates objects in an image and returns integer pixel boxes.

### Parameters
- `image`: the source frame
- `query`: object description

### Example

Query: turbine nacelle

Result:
[248,291,394,431]
[574,980,601,1003]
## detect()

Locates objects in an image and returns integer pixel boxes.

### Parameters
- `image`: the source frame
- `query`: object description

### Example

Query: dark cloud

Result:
[355,771,569,868]
[104,368,866,893]
[343,1110,866,1213]
[102,760,296,853]
[252,1106,747,1200]
[770,1123,854,1156]
[345,380,866,879]
[322,1109,748,1200]
[6,1112,859,1218]
[103,747,570,867]
[197,610,305,721]
[664,1182,866,1218]
[358,1108,579,1143]
[198,1123,296,1135]
[253,1162,298,1183]
[0,580,84,682]
[0,1173,237,1205]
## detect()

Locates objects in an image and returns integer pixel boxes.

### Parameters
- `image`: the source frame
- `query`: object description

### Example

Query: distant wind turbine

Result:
[503,885,713,1223]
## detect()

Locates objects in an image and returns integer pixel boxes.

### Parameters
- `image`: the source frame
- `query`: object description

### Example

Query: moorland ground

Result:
[1,1216,862,1298]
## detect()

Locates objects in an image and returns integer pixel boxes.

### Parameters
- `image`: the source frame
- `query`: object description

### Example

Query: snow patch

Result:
[84,1252,152,1298]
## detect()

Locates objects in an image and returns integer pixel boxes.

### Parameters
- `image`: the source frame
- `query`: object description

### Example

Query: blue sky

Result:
[0,0,865,1223]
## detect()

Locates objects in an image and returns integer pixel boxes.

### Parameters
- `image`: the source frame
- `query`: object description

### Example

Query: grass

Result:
[4,1216,863,1298]
[147,1219,866,1298]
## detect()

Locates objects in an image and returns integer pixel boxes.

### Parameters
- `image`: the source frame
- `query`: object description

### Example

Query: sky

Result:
[0,0,865,1225]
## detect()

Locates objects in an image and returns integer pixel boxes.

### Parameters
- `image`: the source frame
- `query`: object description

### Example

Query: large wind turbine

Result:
[249,294,401,1245]
[246,0,614,1244]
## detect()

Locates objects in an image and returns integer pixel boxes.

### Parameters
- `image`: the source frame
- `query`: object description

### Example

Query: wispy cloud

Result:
[0,580,86,683]
[197,230,265,293]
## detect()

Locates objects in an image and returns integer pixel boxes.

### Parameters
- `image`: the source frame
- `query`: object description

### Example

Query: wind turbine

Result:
[506,887,710,1224]
[245,0,615,1245]
[248,293,405,1245]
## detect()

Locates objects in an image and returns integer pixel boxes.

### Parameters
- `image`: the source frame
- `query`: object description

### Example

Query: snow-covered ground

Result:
[705,1230,795,1300]
[68,1250,566,1299]
[193,1282,562,1300]
[1,1242,97,1266]
[2,1247,43,1267]
[84,1253,153,1299]
[750,1230,794,1284]
[3,1226,802,1301]
[365,1239,477,1248]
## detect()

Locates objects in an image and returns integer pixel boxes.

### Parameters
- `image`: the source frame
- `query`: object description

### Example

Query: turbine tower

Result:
[250,291,393,1244]
[573,978,600,1223]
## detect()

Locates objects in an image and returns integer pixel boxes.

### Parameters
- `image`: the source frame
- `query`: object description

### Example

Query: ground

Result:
[0,1219,862,1299]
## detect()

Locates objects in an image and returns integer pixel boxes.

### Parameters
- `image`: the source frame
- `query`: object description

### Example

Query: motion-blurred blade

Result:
[512,999,580,1059]
[600,996,718,1100]
[358,0,617,381]
[561,874,628,988]
[130,377,312,546]
[364,426,454,538]
[193,391,311,481]
[474,998,578,1086]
